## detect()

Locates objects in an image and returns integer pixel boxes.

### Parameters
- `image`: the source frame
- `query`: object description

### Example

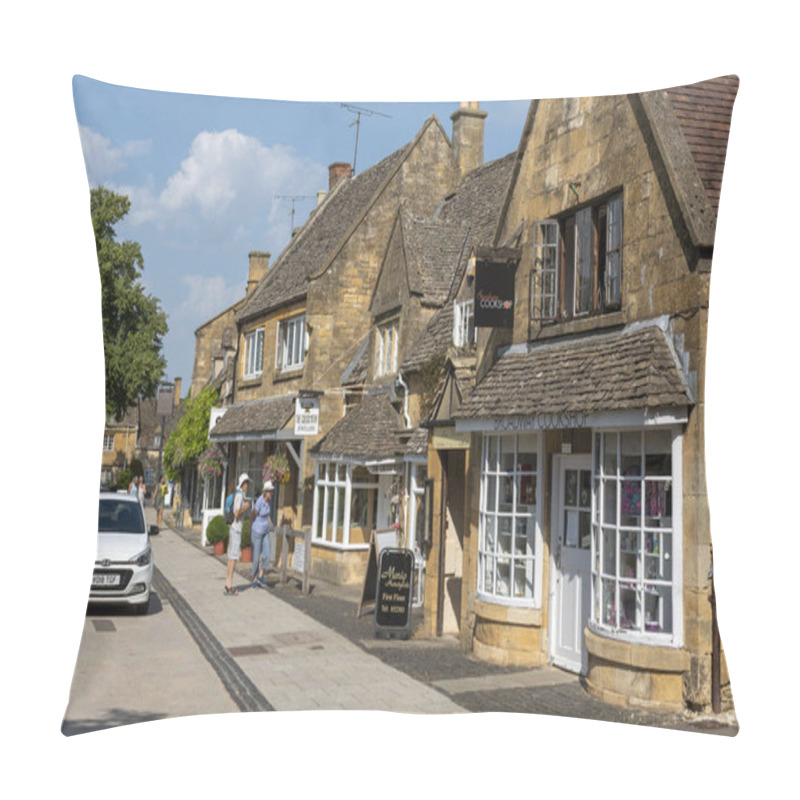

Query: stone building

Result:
[421,76,738,714]
[208,109,469,580]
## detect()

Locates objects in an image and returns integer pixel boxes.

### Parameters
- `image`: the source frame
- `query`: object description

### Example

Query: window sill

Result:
[274,367,303,384]
[474,595,542,626]
[531,310,625,342]
[586,622,685,666]
[239,375,263,389]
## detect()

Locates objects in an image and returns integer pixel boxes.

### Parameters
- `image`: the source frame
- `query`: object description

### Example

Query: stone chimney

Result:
[247,251,270,296]
[317,189,327,207]
[451,102,488,178]
[329,162,352,191]
[173,377,182,406]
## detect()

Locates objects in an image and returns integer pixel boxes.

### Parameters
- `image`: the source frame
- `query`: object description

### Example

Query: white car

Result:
[91,491,154,614]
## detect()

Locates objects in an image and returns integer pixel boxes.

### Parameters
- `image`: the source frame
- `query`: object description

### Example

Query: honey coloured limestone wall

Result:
[475,92,724,712]
[190,304,239,399]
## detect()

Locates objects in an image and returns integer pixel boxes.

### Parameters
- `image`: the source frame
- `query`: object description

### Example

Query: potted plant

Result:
[198,447,224,480]
[206,514,228,556]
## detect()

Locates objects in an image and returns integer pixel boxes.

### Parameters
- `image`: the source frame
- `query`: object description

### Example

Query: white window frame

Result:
[103,434,115,451]
[275,314,306,372]
[478,432,543,607]
[589,427,683,647]
[311,460,375,550]
[376,319,399,377]
[453,299,476,347]
[243,328,265,379]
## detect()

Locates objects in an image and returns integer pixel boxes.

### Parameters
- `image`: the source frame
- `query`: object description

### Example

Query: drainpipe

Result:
[396,371,411,429]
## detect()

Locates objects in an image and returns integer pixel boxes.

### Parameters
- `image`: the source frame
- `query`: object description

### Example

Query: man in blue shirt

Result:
[251,481,274,589]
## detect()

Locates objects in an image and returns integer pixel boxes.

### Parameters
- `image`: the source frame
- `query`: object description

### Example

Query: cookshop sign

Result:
[474,260,515,329]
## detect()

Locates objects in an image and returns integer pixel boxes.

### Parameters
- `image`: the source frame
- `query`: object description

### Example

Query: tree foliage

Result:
[92,186,168,420]
[163,385,220,480]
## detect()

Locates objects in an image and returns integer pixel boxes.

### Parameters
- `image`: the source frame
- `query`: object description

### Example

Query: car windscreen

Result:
[99,499,146,533]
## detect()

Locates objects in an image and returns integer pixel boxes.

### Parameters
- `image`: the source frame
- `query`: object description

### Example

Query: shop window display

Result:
[478,433,540,603]
[592,429,675,638]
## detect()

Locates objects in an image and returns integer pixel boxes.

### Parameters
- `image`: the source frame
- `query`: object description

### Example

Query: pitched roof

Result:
[456,324,691,420]
[208,395,294,441]
[436,151,516,243]
[309,389,404,462]
[401,214,470,307]
[236,144,411,323]
[665,75,738,214]
[401,302,455,372]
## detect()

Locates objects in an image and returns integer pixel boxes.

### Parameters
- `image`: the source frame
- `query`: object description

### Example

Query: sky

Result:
[5,0,796,796]
[73,77,530,392]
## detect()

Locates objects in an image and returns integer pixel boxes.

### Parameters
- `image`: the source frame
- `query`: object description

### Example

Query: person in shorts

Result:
[224,473,251,596]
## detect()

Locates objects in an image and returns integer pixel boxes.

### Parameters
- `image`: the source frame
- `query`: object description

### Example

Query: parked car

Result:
[91,491,154,614]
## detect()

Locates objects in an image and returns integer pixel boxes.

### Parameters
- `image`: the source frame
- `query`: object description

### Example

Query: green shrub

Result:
[205,515,228,544]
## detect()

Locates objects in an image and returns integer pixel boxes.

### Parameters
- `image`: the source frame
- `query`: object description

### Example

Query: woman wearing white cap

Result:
[250,481,274,589]
[224,473,251,596]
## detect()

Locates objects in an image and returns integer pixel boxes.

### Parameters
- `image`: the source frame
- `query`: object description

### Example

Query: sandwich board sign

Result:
[357,529,398,617]
[374,548,415,639]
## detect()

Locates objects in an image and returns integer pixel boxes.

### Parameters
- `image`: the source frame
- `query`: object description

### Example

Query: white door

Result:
[550,455,592,674]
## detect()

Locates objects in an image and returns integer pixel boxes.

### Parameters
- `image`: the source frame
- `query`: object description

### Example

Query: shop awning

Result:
[455,321,694,431]
[309,389,407,464]
[209,396,295,442]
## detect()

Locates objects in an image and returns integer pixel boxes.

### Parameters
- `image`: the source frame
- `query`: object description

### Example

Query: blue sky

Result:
[73,76,530,392]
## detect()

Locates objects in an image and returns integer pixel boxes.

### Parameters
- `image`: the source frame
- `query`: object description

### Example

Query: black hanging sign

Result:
[374,548,415,639]
[474,260,516,329]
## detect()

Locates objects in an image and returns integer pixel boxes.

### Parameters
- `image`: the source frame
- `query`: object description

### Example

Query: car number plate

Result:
[92,573,120,587]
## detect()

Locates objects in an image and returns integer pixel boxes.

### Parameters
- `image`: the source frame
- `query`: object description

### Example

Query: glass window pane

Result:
[603,433,618,474]
[602,528,616,575]
[496,559,511,597]
[603,478,617,524]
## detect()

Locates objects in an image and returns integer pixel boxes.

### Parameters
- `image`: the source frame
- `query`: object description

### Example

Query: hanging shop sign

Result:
[208,406,227,434]
[294,396,320,436]
[374,547,415,639]
[474,260,516,329]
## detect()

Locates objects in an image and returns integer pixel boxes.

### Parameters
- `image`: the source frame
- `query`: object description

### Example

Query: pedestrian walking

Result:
[224,473,251,596]
[250,481,273,589]
[154,475,167,529]
[128,476,138,496]
[137,476,145,508]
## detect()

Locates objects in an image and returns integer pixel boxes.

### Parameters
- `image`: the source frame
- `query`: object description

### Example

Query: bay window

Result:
[478,433,541,604]
[592,429,678,640]
[531,192,622,321]
[313,461,378,548]
[243,328,264,378]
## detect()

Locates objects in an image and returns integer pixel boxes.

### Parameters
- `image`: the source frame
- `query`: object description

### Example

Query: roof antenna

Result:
[275,195,313,237]
[341,103,391,175]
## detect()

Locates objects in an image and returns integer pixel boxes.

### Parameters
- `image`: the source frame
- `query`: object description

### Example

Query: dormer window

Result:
[376,319,399,377]
[276,314,306,372]
[453,299,476,347]
[243,327,264,379]
[531,192,622,322]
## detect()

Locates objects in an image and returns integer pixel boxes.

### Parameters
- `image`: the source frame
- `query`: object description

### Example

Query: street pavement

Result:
[64,505,739,736]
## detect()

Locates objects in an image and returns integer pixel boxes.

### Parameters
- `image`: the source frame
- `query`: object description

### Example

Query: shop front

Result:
[452,320,700,709]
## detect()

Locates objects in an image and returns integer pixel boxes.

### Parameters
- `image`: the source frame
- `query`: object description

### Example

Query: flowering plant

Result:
[263,451,291,486]
[198,447,223,479]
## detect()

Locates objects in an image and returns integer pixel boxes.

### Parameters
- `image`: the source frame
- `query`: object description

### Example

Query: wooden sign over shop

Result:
[374,548,414,639]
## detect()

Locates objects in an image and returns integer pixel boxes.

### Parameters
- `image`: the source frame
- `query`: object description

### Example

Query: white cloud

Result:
[158,129,325,229]
[173,274,244,322]
[78,124,151,184]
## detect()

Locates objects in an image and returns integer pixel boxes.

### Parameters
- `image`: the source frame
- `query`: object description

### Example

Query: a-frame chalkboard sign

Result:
[356,529,399,617]
[374,547,415,639]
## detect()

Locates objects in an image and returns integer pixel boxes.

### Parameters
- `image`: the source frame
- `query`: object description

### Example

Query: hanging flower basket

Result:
[263,451,292,486]
[198,447,224,480]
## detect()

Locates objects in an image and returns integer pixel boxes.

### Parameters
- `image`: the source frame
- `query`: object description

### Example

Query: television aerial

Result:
[341,103,392,175]
[275,194,313,237]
